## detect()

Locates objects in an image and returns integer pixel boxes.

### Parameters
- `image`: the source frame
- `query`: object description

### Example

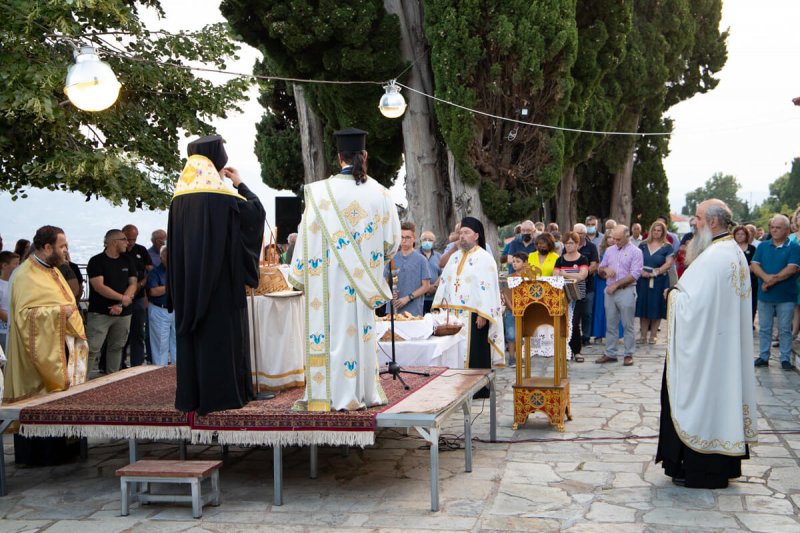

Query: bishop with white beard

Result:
[655,199,758,489]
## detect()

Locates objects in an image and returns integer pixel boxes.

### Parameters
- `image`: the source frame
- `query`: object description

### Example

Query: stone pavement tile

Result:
[126,520,204,532]
[0,519,54,532]
[722,481,775,496]
[593,487,656,504]
[563,523,645,533]
[557,471,613,489]
[743,494,795,514]
[736,512,800,533]
[612,472,651,488]
[585,501,636,522]
[489,483,571,515]
[740,463,771,477]
[642,508,738,529]
[752,445,795,457]
[581,461,645,474]
[653,486,716,509]
[477,515,561,532]
[717,494,744,512]
[362,513,477,530]
[501,462,561,484]
[41,517,148,533]
[767,466,800,494]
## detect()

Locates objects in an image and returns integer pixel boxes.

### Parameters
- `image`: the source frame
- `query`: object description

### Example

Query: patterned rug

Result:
[191,367,447,447]
[19,366,189,441]
[19,365,447,447]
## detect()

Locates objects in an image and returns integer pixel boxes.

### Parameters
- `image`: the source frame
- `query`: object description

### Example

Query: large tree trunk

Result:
[384,0,452,247]
[447,151,500,261]
[610,113,640,226]
[292,84,329,183]
[555,165,577,232]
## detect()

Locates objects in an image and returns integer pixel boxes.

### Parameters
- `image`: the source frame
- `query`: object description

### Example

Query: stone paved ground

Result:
[1,337,798,532]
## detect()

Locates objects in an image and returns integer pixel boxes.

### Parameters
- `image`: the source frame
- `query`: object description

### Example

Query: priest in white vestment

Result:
[656,199,758,488]
[433,217,505,398]
[289,128,401,412]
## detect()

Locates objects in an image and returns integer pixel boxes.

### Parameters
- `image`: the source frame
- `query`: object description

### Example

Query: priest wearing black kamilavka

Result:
[432,216,505,398]
[167,135,265,415]
[656,199,758,488]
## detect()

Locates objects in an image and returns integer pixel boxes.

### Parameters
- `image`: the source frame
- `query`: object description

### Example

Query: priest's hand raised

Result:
[220,167,243,187]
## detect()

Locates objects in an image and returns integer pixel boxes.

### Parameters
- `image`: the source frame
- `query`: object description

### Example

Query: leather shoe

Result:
[623,355,634,366]
[781,361,794,370]
[595,355,618,364]
[754,358,769,367]
[672,477,686,487]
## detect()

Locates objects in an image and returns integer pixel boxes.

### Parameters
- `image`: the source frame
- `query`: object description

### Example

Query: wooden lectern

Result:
[508,277,572,431]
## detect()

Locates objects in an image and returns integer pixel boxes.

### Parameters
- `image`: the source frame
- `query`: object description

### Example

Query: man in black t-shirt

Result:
[574,223,599,345]
[122,224,153,367]
[86,229,137,376]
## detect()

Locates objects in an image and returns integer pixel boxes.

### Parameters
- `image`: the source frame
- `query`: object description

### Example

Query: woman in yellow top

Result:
[528,233,560,276]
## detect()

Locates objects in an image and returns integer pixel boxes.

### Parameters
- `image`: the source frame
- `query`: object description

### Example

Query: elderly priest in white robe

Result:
[433,216,505,398]
[656,199,758,488]
[289,127,401,412]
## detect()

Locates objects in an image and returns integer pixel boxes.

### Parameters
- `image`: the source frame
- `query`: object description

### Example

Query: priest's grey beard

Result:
[685,224,713,265]
[459,239,477,252]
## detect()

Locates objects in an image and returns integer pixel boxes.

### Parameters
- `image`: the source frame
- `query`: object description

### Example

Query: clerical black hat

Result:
[334,127,368,152]
[188,134,228,171]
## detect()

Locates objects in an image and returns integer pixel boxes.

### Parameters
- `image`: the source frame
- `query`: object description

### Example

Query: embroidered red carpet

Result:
[19,365,446,446]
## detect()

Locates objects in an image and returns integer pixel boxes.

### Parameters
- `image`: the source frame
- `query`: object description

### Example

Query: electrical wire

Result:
[395,81,670,137]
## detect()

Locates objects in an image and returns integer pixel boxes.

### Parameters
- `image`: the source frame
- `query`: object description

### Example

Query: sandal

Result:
[648,338,657,344]
[573,355,585,363]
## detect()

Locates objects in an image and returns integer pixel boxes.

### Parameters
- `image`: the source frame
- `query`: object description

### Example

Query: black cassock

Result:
[167,183,265,415]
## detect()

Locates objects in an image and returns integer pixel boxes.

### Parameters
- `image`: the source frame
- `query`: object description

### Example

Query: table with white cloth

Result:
[377,333,467,369]
[246,291,305,391]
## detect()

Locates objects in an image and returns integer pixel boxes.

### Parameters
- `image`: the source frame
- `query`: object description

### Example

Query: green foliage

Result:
[0,0,250,210]
[562,0,632,168]
[576,0,725,220]
[425,0,578,226]
[763,158,800,214]
[631,113,672,227]
[682,172,749,222]
[221,0,405,187]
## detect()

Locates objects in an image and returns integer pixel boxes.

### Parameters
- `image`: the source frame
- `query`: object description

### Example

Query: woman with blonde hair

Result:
[635,221,674,344]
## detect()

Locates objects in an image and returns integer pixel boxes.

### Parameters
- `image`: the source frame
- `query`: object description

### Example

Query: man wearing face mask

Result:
[505,220,538,274]
[585,216,604,248]
[419,230,442,315]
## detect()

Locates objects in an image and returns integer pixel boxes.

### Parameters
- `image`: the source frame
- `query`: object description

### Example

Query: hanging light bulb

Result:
[64,46,121,112]
[378,80,407,119]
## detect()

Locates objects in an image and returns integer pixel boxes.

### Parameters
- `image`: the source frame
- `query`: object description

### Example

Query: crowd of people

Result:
[366,206,800,370]
[0,225,176,378]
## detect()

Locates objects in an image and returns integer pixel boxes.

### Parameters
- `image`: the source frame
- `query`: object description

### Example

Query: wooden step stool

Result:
[116,460,222,518]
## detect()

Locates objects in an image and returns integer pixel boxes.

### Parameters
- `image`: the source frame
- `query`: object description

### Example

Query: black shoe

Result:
[754,358,769,367]
[781,361,794,370]
[672,477,686,487]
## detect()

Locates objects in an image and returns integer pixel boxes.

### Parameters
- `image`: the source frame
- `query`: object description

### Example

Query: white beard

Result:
[685,225,713,266]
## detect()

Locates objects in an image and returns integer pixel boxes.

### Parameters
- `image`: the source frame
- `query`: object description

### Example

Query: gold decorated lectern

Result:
[508,278,572,431]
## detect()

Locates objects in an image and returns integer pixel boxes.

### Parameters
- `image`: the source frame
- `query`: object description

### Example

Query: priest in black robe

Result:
[167,135,265,415]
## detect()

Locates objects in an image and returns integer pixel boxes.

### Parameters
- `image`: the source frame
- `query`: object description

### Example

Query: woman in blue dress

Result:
[635,221,674,344]
[592,233,624,342]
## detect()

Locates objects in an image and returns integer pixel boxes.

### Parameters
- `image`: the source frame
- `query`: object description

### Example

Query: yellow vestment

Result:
[2,257,88,403]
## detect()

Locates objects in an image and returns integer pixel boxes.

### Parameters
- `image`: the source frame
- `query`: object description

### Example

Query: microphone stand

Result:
[380,261,429,390]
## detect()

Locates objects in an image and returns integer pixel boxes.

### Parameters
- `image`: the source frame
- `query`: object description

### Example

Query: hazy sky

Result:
[1,0,798,261]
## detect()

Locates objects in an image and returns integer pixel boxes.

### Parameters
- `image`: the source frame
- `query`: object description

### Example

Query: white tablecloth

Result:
[378,333,467,369]
[247,293,305,391]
